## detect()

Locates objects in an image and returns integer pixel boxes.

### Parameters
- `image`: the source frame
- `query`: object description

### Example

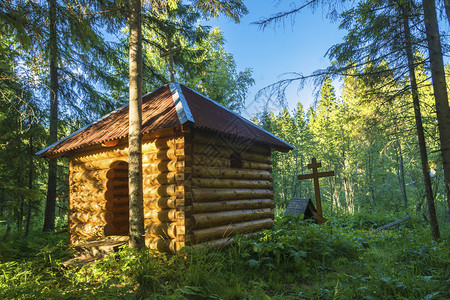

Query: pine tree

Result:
[128,0,144,249]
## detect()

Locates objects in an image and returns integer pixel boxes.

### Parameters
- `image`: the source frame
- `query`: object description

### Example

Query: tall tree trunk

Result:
[128,0,144,249]
[43,0,58,232]
[25,133,33,237]
[367,148,376,209]
[396,140,409,209]
[17,196,22,232]
[423,0,450,217]
[402,6,440,240]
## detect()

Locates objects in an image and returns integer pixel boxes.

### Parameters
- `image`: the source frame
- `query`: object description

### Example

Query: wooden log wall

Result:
[142,131,185,253]
[68,127,185,251]
[67,126,274,251]
[185,129,274,248]
[69,146,128,245]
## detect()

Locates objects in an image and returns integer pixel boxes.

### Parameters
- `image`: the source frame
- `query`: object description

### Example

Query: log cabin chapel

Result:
[37,83,293,252]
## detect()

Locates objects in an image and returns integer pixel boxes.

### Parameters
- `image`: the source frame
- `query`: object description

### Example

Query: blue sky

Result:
[204,1,347,118]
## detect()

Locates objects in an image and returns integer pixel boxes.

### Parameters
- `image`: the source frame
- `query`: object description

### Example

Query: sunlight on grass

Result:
[0,212,448,299]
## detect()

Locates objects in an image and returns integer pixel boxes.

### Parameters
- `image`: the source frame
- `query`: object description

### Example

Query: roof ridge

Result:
[169,82,194,125]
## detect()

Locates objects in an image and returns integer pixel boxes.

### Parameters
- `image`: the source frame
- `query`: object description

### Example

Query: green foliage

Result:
[1,212,448,299]
[257,61,448,219]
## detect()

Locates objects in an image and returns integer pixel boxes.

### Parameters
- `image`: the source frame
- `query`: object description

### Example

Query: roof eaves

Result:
[182,85,294,150]
[170,82,194,125]
[35,103,129,157]
[36,84,170,158]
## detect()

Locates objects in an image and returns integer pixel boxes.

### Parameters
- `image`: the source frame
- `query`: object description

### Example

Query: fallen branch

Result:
[374,216,411,232]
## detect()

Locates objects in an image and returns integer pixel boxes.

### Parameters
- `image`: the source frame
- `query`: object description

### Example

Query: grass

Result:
[0,212,448,299]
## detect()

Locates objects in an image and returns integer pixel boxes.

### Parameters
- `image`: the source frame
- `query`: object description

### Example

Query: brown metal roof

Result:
[37,83,293,158]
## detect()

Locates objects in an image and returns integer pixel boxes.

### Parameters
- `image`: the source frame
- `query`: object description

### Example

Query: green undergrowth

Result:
[0,213,448,299]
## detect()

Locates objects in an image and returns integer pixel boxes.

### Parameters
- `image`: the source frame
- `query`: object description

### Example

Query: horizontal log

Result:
[145,237,176,252]
[71,201,107,213]
[144,196,177,209]
[193,154,271,170]
[71,179,127,193]
[192,199,273,213]
[191,218,273,242]
[191,188,272,202]
[143,185,177,198]
[71,190,110,202]
[72,158,124,172]
[191,178,272,189]
[142,137,182,153]
[241,160,271,170]
[192,208,273,229]
[193,154,229,168]
[70,223,106,240]
[145,222,176,239]
[144,209,177,222]
[71,181,106,193]
[192,142,270,164]
[71,169,112,182]
[192,166,271,180]
[71,212,107,224]
[75,135,194,160]
[142,161,179,174]
[71,149,127,164]
[145,222,169,238]
[143,172,181,186]
[192,133,270,155]
[142,148,184,163]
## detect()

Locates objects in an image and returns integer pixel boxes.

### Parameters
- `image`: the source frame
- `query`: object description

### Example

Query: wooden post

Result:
[297,158,334,217]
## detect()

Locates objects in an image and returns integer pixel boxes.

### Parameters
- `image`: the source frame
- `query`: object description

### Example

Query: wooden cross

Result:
[297,158,334,217]
[160,40,181,83]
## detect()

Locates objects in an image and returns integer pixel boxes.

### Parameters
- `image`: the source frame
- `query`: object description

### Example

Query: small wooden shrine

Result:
[37,83,293,252]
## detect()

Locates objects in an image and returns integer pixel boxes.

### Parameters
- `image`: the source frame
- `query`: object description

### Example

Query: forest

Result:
[1,0,449,299]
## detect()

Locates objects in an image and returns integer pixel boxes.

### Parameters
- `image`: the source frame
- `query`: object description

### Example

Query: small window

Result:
[230,152,242,168]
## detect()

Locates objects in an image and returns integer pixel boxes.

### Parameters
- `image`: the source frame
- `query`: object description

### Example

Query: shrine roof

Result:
[37,83,294,158]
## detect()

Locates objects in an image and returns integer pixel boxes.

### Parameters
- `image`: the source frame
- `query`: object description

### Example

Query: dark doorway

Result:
[105,161,129,236]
